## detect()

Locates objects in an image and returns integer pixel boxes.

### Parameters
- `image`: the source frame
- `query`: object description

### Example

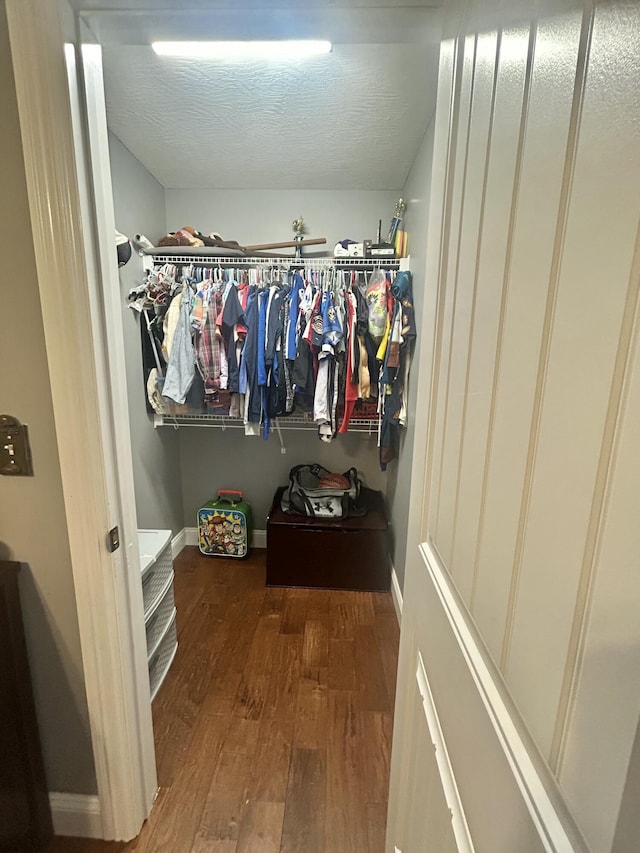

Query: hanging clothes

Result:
[338,290,358,434]
[195,283,225,406]
[221,283,244,393]
[162,283,195,405]
[138,258,414,463]
[378,270,416,470]
[241,285,261,432]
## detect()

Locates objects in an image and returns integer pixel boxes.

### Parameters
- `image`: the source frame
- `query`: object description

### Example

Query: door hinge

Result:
[107,526,120,552]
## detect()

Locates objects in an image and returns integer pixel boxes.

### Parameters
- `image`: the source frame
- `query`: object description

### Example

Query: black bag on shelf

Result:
[280,464,366,519]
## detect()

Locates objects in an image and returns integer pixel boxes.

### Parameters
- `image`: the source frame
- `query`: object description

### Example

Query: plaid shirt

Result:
[196,286,223,396]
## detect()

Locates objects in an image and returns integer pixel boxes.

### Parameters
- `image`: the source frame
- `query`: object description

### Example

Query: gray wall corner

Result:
[384,117,436,594]
[109,132,184,535]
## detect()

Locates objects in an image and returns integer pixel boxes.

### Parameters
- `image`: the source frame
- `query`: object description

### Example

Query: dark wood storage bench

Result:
[266,486,390,591]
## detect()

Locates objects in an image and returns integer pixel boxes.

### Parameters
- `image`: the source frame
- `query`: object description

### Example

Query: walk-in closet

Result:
[64,2,439,850]
[6,1,640,851]
[99,10,439,565]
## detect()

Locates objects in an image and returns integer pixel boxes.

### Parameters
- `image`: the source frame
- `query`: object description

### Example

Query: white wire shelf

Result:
[144,251,402,270]
[153,412,380,434]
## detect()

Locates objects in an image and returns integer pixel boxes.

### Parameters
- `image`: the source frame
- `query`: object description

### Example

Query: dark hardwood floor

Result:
[49,547,400,852]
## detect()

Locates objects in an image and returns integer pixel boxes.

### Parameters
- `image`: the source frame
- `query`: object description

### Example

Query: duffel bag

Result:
[280,464,365,519]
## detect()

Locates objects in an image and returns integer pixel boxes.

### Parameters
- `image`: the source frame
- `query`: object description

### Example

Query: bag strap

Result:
[346,467,361,497]
[301,493,317,517]
[282,480,314,517]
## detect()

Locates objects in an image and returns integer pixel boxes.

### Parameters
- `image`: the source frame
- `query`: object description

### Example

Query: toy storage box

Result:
[266,486,390,591]
[198,490,253,558]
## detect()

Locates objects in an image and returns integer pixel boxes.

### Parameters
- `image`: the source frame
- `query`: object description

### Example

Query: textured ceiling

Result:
[72,0,443,12]
[102,42,439,189]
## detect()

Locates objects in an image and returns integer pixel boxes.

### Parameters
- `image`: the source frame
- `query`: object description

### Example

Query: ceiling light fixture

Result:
[152,40,332,60]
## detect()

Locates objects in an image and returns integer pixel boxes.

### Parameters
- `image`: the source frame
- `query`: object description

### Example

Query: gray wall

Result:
[180,430,387,529]
[165,188,400,252]
[386,117,436,589]
[0,5,96,794]
[109,133,184,534]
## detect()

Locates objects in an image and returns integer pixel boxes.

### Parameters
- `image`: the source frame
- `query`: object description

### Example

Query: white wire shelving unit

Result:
[144,249,409,435]
[142,248,406,272]
[153,411,380,435]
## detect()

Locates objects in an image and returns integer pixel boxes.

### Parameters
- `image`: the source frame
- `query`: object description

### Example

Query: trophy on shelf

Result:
[243,218,326,257]
[367,198,406,259]
[366,199,407,259]
[387,198,406,246]
[292,216,306,258]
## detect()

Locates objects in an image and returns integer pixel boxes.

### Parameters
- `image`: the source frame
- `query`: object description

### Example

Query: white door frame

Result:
[6,0,156,840]
[385,22,460,851]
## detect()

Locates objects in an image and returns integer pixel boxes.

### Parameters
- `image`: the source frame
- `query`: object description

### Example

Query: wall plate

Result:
[0,415,33,476]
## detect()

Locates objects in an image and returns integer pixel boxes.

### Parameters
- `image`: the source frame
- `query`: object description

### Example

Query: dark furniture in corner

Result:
[0,561,53,851]
[266,486,391,591]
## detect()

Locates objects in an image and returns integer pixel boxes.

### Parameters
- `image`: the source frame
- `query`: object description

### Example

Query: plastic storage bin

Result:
[138,529,177,701]
[145,579,176,661]
[139,529,173,619]
[148,610,178,701]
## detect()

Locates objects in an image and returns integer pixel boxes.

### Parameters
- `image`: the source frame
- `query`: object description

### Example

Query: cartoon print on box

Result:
[198,508,248,557]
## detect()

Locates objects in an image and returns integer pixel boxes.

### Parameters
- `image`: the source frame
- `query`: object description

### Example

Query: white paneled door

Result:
[387,1,640,851]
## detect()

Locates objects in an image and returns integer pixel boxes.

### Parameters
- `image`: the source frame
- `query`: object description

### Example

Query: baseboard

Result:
[185,527,267,550]
[252,528,267,549]
[49,793,103,838]
[171,528,186,558]
[391,563,403,625]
